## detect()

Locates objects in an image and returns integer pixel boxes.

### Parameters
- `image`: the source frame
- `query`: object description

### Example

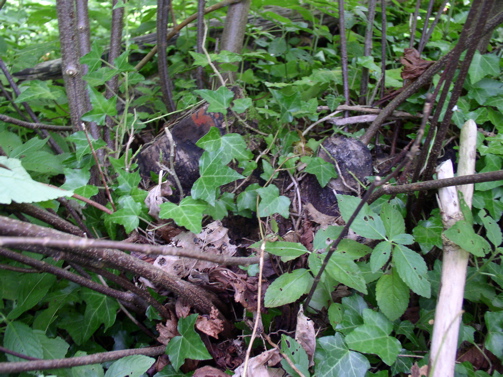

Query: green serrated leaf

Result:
[380,203,405,239]
[484,311,503,359]
[345,309,401,366]
[370,241,392,273]
[315,334,370,377]
[194,87,234,114]
[166,314,212,371]
[257,184,291,218]
[413,213,443,253]
[265,269,313,307]
[376,268,409,321]
[337,195,386,240]
[105,355,155,377]
[159,197,207,233]
[281,335,310,377]
[443,220,490,257]
[479,209,502,247]
[325,254,368,294]
[313,226,344,251]
[393,244,431,298]
[0,157,73,205]
[301,156,338,187]
[264,241,309,262]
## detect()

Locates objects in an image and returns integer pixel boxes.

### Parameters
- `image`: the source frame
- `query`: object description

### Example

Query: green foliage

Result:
[1,0,502,376]
[165,314,212,371]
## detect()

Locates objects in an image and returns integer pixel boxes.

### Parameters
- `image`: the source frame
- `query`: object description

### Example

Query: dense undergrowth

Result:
[0,0,503,376]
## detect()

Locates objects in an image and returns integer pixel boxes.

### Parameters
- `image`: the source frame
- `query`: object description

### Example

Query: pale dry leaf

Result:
[295,306,316,366]
[156,317,179,345]
[196,309,224,339]
[175,297,192,318]
[233,349,283,377]
[193,365,228,377]
[306,203,337,228]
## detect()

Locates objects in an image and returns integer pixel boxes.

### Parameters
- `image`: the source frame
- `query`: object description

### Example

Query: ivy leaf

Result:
[236,183,260,212]
[194,87,234,114]
[393,244,431,298]
[15,80,66,103]
[82,87,118,124]
[444,220,491,257]
[67,131,107,161]
[337,195,386,240]
[265,269,313,307]
[300,156,338,187]
[257,184,291,218]
[232,97,252,113]
[107,196,142,233]
[166,314,212,371]
[484,311,503,359]
[270,89,302,123]
[104,355,155,377]
[159,197,207,234]
[413,214,443,253]
[0,157,73,205]
[281,335,310,377]
[35,330,69,360]
[6,270,56,320]
[197,128,253,164]
[192,152,244,206]
[4,322,43,362]
[345,309,401,366]
[376,268,410,321]
[82,288,119,332]
[315,334,370,377]
[468,51,500,84]
[325,253,368,294]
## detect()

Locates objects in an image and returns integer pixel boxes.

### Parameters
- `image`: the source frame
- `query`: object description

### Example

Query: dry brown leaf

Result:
[193,365,228,377]
[156,317,179,345]
[305,203,337,228]
[409,363,428,377]
[400,48,435,82]
[233,349,283,377]
[196,307,225,339]
[295,307,316,366]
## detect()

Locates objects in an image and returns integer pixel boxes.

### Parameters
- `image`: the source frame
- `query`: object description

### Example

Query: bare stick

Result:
[0,114,73,131]
[429,120,477,377]
[0,345,165,374]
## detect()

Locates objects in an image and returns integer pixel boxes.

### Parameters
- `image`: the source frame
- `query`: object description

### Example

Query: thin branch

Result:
[196,0,206,89]
[369,170,503,203]
[3,202,86,237]
[409,0,421,48]
[359,0,377,104]
[0,235,260,266]
[135,0,243,72]
[157,0,177,112]
[0,247,144,307]
[0,345,166,374]
[0,58,63,154]
[359,10,503,145]
[0,114,73,131]
[338,0,350,112]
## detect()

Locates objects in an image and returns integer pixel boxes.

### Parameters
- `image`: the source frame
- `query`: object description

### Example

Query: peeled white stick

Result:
[429,120,477,377]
